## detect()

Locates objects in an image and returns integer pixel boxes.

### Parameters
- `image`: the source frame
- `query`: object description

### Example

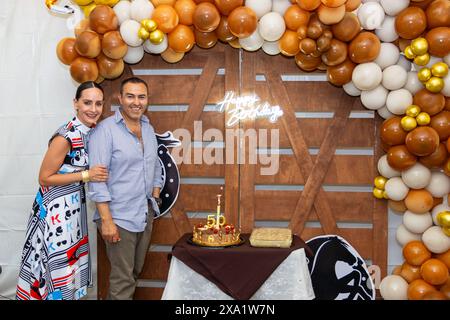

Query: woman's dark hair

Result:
[75,81,104,100]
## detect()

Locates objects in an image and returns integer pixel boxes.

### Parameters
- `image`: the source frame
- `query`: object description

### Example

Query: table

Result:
[161,233,315,300]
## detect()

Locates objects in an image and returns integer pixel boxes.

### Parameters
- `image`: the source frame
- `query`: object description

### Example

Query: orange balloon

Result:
[215,16,235,42]
[349,31,381,63]
[395,7,427,40]
[193,2,221,32]
[96,53,124,80]
[345,0,361,12]
[403,241,432,266]
[284,5,311,31]
[295,52,322,71]
[161,47,185,63]
[89,5,118,35]
[151,0,177,5]
[435,249,450,269]
[430,111,450,141]
[193,0,214,3]
[440,278,450,299]
[317,34,332,51]
[174,0,197,26]
[279,30,300,56]
[411,0,436,10]
[426,0,450,28]
[56,38,79,65]
[227,6,257,38]
[420,258,449,285]
[331,12,360,42]
[425,27,450,57]
[405,189,434,214]
[296,0,321,11]
[70,57,99,83]
[405,126,440,157]
[408,279,437,300]
[152,4,180,34]
[326,58,356,86]
[168,24,196,53]
[194,28,218,48]
[387,145,417,171]
[392,265,402,275]
[317,4,346,25]
[75,19,91,38]
[381,117,408,146]
[214,0,243,16]
[321,0,346,7]
[102,31,127,60]
[422,291,448,300]
[321,38,348,66]
[75,30,101,59]
[413,89,446,116]
[419,143,448,168]
[400,262,422,283]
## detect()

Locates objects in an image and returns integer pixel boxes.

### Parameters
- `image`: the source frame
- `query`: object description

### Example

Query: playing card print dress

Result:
[16,117,92,300]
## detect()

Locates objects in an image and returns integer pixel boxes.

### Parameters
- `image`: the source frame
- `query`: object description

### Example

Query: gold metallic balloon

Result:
[416,112,431,125]
[437,211,450,227]
[142,19,158,32]
[138,27,150,40]
[431,62,449,78]
[404,46,416,59]
[411,37,429,56]
[406,105,421,117]
[373,188,384,199]
[81,3,97,18]
[149,29,164,44]
[383,190,389,200]
[414,53,430,66]
[374,176,388,190]
[418,67,432,82]
[401,116,418,131]
[426,77,445,93]
[443,227,450,236]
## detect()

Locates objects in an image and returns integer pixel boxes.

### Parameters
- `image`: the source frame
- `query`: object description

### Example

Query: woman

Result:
[16,81,108,300]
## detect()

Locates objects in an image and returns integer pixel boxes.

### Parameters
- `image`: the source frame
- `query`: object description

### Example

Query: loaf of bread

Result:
[249,228,293,248]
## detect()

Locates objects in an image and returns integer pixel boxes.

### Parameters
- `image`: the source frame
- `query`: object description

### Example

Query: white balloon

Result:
[442,72,450,97]
[259,12,285,42]
[397,55,412,72]
[352,63,382,91]
[396,224,421,246]
[377,106,395,119]
[343,81,361,96]
[357,2,385,30]
[130,0,154,23]
[383,65,408,90]
[422,226,450,254]
[375,16,398,43]
[379,0,410,16]
[239,26,264,51]
[120,19,144,47]
[245,0,272,19]
[426,172,450,198]
[113,0,131,25]
[272,0,291,16]
[385,89,413,115]
[143,34,168,54]
[403,210,433,234]
[403,71,424,94]
[379,275,408,300]
[123,45,144,64]
[374,43,400,70]
[385,177,410,201]
[432,203,450,225]
[378,155,401,178]
[262,41,280,55]
[361,85,388,110]
[401,163,431,189]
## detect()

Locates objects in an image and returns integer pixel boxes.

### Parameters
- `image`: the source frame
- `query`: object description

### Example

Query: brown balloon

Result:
[96,53,124,80]
[296,0,321,11]
[331,12,360,42]
[152,4,180,34]
[388,199,407,213]
[407,279,437,300]
[284,5,311,31]
[168,24,196,53]
[89,5,118,35]
[420,258,449,285]
[317,35,332,52]
[227,6,257,38]
[193,0,214,3]
[430,111,450,141]
[380,116,408,146]
[406,126,440,157]
[102,31,127,60]
[425,27,450,57]
[70,57,99,83]
[317,4,346,25]
[413,89,446,116]
[215,16,236,42]
[426,0,450,28]
[395,7,427,40]
[214,0,243,16]
[349,31,381,63]
[279,30,300,56]
[161,47,185,63]
[445,97,450,111]
[422,291,448,300]
[297,25,308,39]
[432,196,443,207]
[400,262,422,283]
[419,143,448,168]
[194,28,218,48]
[75,19,91,38]
[56,38,79,65]
[326,58,356,86]
[405,189,434,213]
[411,0,436,10]
[193,2,221,32]
[403,240,432,266]
[295,52,322,71]
[387,145,418,171]
[75,31,101,59]
[345,0,361,12]
[299,38,317,54]
[174,0,197,26]
[321,38,347,66]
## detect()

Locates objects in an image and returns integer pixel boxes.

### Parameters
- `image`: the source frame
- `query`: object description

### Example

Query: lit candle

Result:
[216,195,221,229]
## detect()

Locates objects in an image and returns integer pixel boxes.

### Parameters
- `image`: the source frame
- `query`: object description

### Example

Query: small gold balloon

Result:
[414,53,430,66]
[418,68,432,82]
[404,46,415,60]
[411,37,429,56]
[437,211,450,227]
[406,105,421,117]
[401,116,418,131]
[373,188,384,199]
[142,19,158,32]
[416,112,431,125]
[443,227,450,236]
[374,176,388,190]
[383,190,389,200]
[149,29,164,45]
[431,62,449,78]
[425,77,445,93]
[138,27,150,40]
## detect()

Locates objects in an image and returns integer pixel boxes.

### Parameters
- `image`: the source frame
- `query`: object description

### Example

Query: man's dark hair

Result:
[75,81,104,100]
[120,77,149,95]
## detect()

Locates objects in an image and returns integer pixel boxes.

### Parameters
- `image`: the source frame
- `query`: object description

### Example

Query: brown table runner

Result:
[171,233,313,300]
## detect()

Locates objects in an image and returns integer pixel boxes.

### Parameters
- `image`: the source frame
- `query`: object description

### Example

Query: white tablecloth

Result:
[161,248,315,300]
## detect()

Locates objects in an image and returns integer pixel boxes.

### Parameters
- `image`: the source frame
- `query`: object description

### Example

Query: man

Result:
[88,77,163,300]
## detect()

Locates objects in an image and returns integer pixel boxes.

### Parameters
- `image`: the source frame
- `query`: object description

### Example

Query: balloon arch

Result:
[48,0,450,300]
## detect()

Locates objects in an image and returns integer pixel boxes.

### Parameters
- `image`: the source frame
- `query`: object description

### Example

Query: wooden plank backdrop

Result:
[96,43,387,299]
